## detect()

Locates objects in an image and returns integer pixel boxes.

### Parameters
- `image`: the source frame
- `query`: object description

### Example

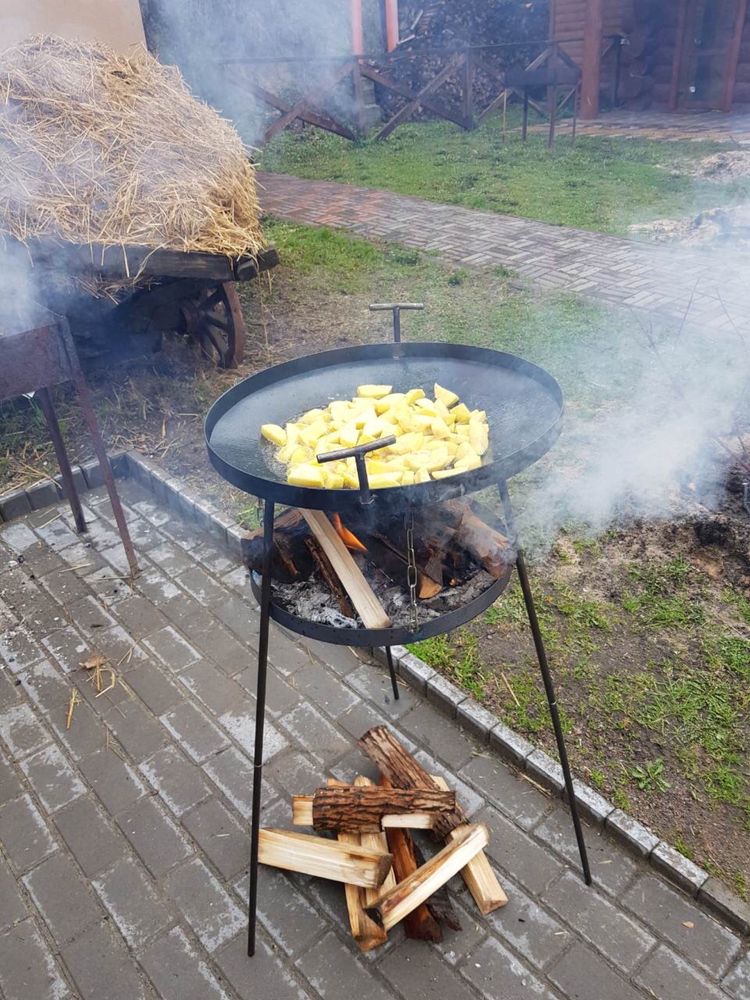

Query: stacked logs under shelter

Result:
[258,726,507,951]
[245,498,513,631]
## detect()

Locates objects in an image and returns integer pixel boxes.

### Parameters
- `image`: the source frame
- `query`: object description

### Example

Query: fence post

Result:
[462,48,475,127]
[351,57,366,136]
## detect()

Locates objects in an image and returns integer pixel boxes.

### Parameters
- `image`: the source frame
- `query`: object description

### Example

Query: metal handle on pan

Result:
[317,435,397,506]
[369,302,424,343]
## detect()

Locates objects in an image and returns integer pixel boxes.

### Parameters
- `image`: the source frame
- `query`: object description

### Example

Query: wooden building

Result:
[551,0,750,117]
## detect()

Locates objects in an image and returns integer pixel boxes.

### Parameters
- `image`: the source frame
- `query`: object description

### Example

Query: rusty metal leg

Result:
[71,369,139,578]
[36,387,87,534]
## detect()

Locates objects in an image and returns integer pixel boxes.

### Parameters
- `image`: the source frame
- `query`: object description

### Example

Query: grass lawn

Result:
[260,118,750,233]
[1,220,748,893]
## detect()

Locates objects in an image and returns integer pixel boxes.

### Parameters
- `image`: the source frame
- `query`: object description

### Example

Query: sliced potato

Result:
[357,384,392,399]
[260,423,286,447]
[405,387,425,403]
[287,464,324,487]
[434,383,460,408]
[369,471,402,489]
[432,467,461,479]
[451,403,471,423]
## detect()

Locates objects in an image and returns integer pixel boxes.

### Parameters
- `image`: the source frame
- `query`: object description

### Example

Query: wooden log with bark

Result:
[366,824,489,930]
[354,776,398,906]
[360,727,508,914]
[258,828,392,888]
[292,795,438,830]
[298,785,456,833]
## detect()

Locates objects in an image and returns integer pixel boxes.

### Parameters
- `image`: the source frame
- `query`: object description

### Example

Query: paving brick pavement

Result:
[0,477,747,999]
[257,171,750,329]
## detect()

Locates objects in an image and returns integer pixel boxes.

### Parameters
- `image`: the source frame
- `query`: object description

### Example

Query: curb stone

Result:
[3,449,748,937]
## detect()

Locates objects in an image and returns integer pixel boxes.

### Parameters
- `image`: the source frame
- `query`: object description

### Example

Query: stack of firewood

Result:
[258,726,507,950]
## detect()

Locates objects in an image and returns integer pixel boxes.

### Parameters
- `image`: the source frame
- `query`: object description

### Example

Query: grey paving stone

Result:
[124,662,182,717]
[0,702,50,758]
[148,540,195,576]
[182,796,248,879]
[219,703,287,760]
[399,700,479,770]
[117,796,192,878]
[0,620,44,673]
[23,852,102,945]
[291,664,360,719]
[37,565,91,606]
[699,876,750,935]
[203,746,275,820]
[100,698,165,764]
[268,628,315,676]
[62,918,151,1000]
[20,743,85,813]
[191,538,235,575]
[337,700,391,740]
[175,564,227,607]
[329,746,383,784]
[266,749,329,799]
[297,929,390,1000]
[136,567,183,607]
[651,840,708,895]
[548,940,644,1000]
[477,805,563,895]
[345,662,418,717]
[459,752,550,831]
[50,699,106,760]
[18,658,70,715]
[433,897,486,967]
[623,874,741,977]
[65,595,117,635]
[460,935,556,999]
[0,521,38,553]
[486,875,570,968]
[0,488,32,520]
[723,951,750,1000]
[219,931,310,1000]
[79,748,147,814]
[0,793,57,873]
[279,702,349,763]
[238,665,300,718]
[489,719,535,766]
[636,945,727,1000]
[165,857,243,952]
[139,926,229,1000]
[544,869,655,973]
[53,796,128,877]
[0,855,27,930]
[250,864,327,957]
[606,808,659,857]
[303,638,363,676]
[161,701,230,763]
[379,936,479,1000]
[455,697,497,740]
[0,669,21,711]
[533,807,639,898]
[139,745,211,817]
[142,625,200,672]
[178,660,246,715]
[93,856,171,948]
[0,918,71,1000]
[111,595,167,640]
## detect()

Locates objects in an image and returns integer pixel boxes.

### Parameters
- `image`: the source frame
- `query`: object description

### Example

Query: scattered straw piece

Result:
[0,35,264,263]
[65,689,80,729]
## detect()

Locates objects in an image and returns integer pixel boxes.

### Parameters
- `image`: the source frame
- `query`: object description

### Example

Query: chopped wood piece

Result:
[304,536,355,618]
[366,824,488,931]
[354,776,397,906]
[338,829,388,951]
[385,825,442,942]
[432,775,508,914]
[258,828,392,888]
[293,796,438,831]
[311,786,455,833]
[300,510,391,629]
[442,500,512,579]
[245,507,312,582]
[411,837,462,931]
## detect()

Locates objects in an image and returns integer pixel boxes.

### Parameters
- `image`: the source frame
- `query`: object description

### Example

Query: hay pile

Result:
[0,35,264,259]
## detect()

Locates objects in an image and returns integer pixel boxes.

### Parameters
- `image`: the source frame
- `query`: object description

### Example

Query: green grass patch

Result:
[261,120,750,234]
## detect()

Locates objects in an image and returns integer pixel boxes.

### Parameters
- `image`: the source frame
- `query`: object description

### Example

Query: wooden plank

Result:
[360,728,508,915]
[299,510,391,629]
[312,786,456,833]
[580,0,604,118]
[338,829,388,951]
[355,776,397,906]
[384,823,442,941]
[366,824,488,931]
[375,53,465,140]
[723,0,749,111]
[258,829,392,887]
[264,61,357,141]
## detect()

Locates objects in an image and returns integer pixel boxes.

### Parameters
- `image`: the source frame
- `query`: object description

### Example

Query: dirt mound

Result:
[630,204,750,246]
[694,150,750,181]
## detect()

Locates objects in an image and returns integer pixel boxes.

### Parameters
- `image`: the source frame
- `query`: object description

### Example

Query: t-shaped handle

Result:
[369,302,424,343]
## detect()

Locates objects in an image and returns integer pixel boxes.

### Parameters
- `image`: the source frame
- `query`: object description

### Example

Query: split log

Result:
[304,536,355,618]
[300,510,392,629]
[442,501,512,579]
[359,727,508,914]
[365,536,442,600]
[355,776,397,906]
[244,507,312,583]
[311,786,456,833]
[338,827,389,951]
[385,824,442,942]
[366,824,489,931]
[292,795,439,831]
[411,837,462,931]
[258,828,392,888]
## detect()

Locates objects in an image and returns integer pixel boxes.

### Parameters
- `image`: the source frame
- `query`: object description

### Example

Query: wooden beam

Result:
[300,510,391,629]
[723,0,750,112]
[366,824,488,931]
[239,78,357,140]
[375,52,465,140]
[258,828,392,888]
[264,61,357,141]
[384,0,399,52]
[360,63,472,130]
[580,0,604,119]
[351,0,364,55]
[669,0,689,111]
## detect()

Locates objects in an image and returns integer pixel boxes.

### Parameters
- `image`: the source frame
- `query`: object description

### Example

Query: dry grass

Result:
[0,35,264,259]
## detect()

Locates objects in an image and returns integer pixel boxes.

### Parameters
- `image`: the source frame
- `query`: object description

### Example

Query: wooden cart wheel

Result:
[179,281,247,369]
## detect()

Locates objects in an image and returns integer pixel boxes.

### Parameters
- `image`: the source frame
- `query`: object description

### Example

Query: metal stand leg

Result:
[248,500,275,957]
[499,483,592,885]
[36,387,87,534]
[384,646,400,700]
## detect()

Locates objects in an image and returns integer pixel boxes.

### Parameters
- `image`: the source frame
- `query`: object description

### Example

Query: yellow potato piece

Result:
[432,467,461,479]
[452,403,471,424]
[434,383,460,408]
[287,464,324,488]
[405,388,425,403]
[357,384,392,399]
[369,471,402,489]
[375,393,406,414]
[469,424,489,456]
[299,408,325,425]
[455,454,482,472]
[431,417,451,439]
[414,467,431,484]
[261,424,287,447]
[324,472,345,489]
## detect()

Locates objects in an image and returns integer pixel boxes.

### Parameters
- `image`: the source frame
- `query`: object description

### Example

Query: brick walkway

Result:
[527,108,750,143]
[0,480,748,999]
[257,172,750,330]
